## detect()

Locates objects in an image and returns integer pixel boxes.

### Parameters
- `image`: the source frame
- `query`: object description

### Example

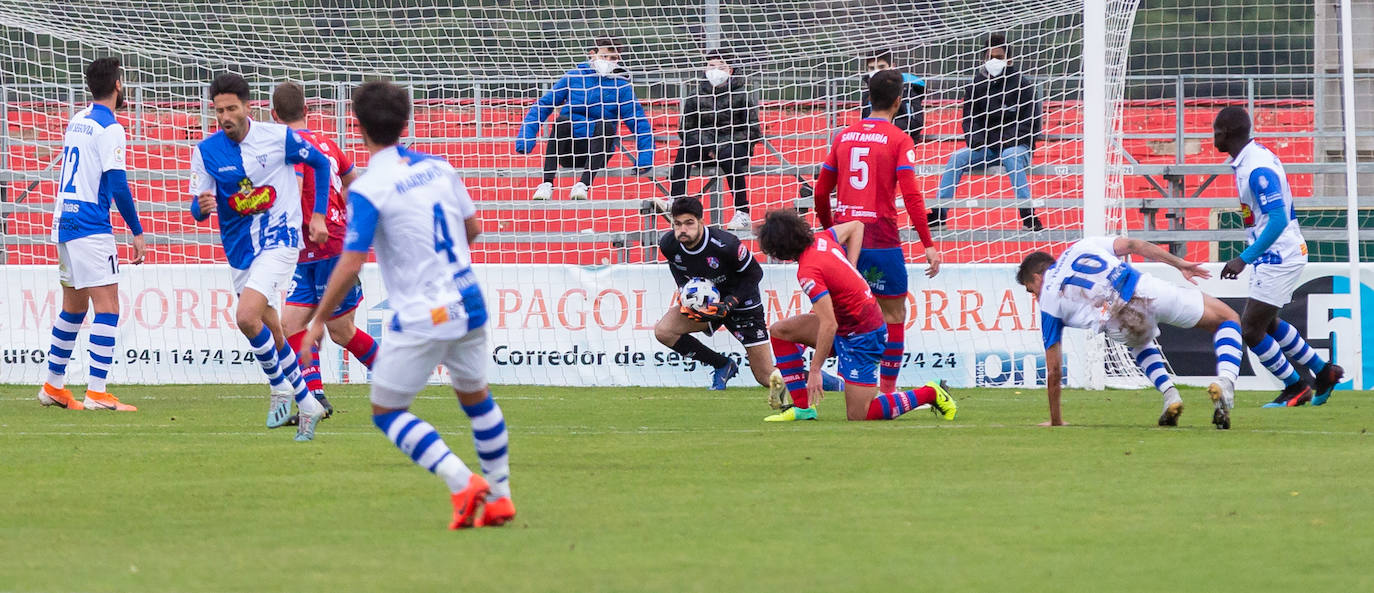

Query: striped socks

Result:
[247,327,289,392]
[286,331,325,394]
[1214,321,1243,383]
[1271,320,1327,375]
[87,313,118,393]
[1130,342,1175,394]
[1253,334,1300,387]
[865,385,936,420]
[462,392,511,501]
[771,337,809,409]
[373,410,474,493]
[879,322,904,394]
[345,328,380,369]
[276,342,322,414]
[46,309,84,389]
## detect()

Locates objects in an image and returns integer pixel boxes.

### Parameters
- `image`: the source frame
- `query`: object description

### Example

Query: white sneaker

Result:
[1208,377,1235,430]
[724,209,752,231]
[531,182,553,201]
[568,181,589,200]
[1157,387,1183,427]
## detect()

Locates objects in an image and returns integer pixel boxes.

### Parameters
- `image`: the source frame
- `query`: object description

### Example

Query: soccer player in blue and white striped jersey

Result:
[187,73,332,441]
[39,57,146,412]
[302,80,514,528]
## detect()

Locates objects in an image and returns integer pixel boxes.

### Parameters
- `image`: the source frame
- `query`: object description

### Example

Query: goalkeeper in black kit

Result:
[653,197,845,395]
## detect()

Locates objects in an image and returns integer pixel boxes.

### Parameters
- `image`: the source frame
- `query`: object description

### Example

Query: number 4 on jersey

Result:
[432,202,457,263]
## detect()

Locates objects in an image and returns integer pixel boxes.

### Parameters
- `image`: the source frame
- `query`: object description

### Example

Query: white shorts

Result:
[231,248,298,310]
[1103,273,1205,348]
[370,326,490,408]
[1249,261,1305,308]
[57,234,119,289]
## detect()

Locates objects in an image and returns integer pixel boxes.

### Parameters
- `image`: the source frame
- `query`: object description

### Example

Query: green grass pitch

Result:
[2,383,1371,593]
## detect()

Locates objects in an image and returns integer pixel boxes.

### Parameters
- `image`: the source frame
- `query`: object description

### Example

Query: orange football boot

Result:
[449,474,490,530]
[37,383,84,410]
[84,390,137,411]
[476,497,516,527]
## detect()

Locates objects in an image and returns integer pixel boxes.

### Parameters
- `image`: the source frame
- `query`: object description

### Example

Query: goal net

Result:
[0,1,1145,388]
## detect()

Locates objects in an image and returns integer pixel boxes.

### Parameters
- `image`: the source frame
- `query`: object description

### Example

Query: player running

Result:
[270,82,379,417]
[38,57,146,412]
[756,209,956,422]
[1213,106,1344,407]
[1016,236,1244,429]
[187,73,331,441]
[301,80,514,528]
[812,69,941,395]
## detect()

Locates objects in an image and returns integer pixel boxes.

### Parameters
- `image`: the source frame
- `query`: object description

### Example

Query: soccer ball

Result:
[680,277,720,311]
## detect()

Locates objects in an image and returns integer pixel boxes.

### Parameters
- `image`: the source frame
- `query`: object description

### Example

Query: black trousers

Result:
[543,119,615,186]
[669,141,755,211]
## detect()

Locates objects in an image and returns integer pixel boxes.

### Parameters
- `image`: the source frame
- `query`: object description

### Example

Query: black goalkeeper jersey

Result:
[658,227,764,310]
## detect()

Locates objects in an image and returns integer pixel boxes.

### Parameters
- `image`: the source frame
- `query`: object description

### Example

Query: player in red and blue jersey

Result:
[813,69,942,395]
[755,209,955,422]
[271,82,379,417]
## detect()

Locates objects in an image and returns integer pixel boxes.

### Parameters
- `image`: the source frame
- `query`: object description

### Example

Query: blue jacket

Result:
[516,62,655,168]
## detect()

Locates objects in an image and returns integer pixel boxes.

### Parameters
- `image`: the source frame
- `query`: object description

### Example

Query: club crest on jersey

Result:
[1240,204,1254,226]
[228,178,277,215]
[674,254,682,263]
[707,256,719,269]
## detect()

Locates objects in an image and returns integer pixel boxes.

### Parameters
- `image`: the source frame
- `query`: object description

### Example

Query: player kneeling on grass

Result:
[755,210,956,422]
[1016,236,1244,429]
[302,80,513,529]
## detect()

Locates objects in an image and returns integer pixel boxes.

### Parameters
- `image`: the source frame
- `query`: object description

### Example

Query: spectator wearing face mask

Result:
[931,33,1045,230]
[860,50,926,144]
[516,37,655,200]
[668,50,763,231]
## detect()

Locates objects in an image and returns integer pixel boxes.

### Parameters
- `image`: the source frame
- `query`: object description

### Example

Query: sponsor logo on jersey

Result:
[228,177,278,215]
[217,165,240,173]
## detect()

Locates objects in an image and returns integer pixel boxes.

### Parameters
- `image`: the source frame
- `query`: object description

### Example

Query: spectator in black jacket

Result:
[932,33,1045,230]
[861,50,926,144]
[668,51,762,231]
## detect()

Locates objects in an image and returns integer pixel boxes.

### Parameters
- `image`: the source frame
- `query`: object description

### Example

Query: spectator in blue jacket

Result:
[516,38,655,200]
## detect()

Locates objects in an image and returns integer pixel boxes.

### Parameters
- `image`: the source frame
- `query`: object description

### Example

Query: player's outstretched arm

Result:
[895,152,939,277]
[1114,237,1209,284]
[830,220,864,267]
[1041,341,1066,426]
[813,152,839,228]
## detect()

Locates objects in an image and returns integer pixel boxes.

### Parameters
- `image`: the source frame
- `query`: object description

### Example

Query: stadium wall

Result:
[2,263,1371,391]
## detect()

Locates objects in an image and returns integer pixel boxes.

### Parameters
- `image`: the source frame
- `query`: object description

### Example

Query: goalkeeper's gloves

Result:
[515,138,536,154]
[695,294,738,323]
[681,305,708,323]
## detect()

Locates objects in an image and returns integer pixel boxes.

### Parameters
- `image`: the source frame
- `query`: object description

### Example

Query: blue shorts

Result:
[856,247,909,298]
[834,326,887,386]
[286,257,363,319]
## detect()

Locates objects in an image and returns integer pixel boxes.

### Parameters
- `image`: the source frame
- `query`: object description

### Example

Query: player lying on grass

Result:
[270,82,378,420]
[654,196,842,394]
[187,73,330,441]
[302,80,514,529]
[1212,106,1344,408]
[813,68,941,396]
[39,57,145,412]
[755,210,956,422]
[1016,236,1243,429]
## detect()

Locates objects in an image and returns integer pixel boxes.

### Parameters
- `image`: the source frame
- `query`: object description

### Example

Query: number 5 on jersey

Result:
[848,147,869,190]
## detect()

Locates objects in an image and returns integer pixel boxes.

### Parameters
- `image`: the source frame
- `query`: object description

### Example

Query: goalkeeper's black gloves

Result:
[696,294,739,323]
